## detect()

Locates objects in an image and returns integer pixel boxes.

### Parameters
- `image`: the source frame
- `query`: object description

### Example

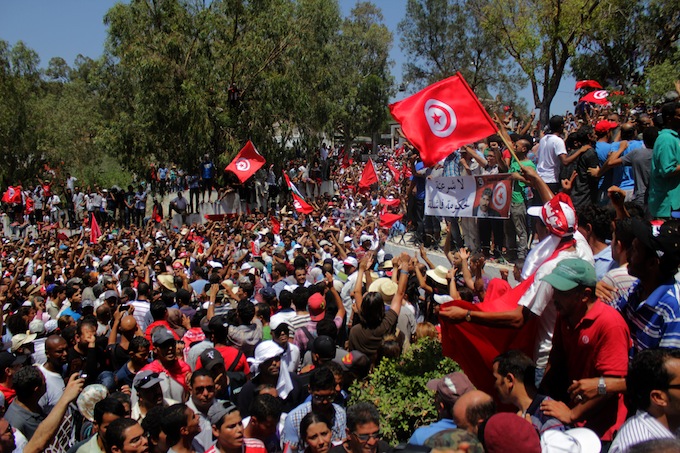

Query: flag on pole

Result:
[386,159,401,182]
[358,159,379,188]
[389,73,497,167]
[379,213,403,229]
[580,90,610,105]
[225,140,266,183]
[283,173,314,214]
[575,80,603,90]
[90,213,101,244]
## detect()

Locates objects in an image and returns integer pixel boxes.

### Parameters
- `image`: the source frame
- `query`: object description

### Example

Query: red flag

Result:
[2,186,22,204]
[358,159,379,188]
[225,140,266,183]
[283,174,314,214]
[575,80,603,90]
[90,213,101,244]
[270,216,281,235]
[439,239,575,396]
[379,213,403,229]
[386,159,401,182]
[379,197,400,207]
[389,73,497,167]
[580,90,610,105]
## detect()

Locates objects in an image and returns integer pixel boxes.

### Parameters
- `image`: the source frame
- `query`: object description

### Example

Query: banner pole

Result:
[497,129,522,167]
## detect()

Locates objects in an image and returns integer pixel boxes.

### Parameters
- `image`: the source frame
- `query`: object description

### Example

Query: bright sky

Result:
[0,0,575,114]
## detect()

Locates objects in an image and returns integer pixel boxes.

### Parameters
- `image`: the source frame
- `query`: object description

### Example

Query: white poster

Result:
[425,174,512,218]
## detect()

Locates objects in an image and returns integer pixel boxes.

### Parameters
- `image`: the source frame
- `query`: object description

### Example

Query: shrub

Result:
[348,337,460,444]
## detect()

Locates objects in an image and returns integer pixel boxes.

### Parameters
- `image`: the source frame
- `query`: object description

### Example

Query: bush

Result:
[348,337,460,445]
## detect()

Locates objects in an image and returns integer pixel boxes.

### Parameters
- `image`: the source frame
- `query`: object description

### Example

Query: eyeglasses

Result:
[194,385,215,393]
[312,392,336,403]
[353,431,381,442]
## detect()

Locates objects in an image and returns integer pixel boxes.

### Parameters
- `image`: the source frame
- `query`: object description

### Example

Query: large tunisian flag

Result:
[225,140,266,183]
[580,90,610,105]
[390,73,497,167]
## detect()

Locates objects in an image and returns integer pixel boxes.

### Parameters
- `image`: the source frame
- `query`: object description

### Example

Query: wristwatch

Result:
[597,376,607,396]
[465,310,472,322]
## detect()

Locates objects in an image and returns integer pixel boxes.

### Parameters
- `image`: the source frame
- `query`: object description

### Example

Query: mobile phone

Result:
[118,305,130,312]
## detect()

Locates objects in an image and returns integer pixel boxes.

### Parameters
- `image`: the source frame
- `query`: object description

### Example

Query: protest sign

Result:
[425,174,512,218]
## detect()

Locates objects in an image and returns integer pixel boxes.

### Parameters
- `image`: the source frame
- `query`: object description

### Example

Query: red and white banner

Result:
[2,186,22,204]
[225,140,266,183]
[386,159,401,182]
[580,90,610,105]
[389,73,497,167]
[425,174,512,218]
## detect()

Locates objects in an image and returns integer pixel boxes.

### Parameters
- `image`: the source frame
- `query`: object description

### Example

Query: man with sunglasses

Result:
[141,328,190,402]
[187,369,223,453]
[281,367,346,451]
[328,402,388,453]
[131,370,179,422]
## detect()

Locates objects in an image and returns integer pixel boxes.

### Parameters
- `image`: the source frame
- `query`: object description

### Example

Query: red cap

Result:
[308,293,326,321]
[594,120,618,133]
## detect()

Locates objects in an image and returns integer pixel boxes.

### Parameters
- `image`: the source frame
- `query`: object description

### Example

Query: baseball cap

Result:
[199,348,225,371]
[527,193,577,238]
[0,351,26,370]
[336,351,371,378]
[151,328,176,346]
[308,293,326,321]
[260,287,276,300]
[594,120,618,133]
[133,370,163,390]
[343,257,358,268]
[540,427,601,453]
[426,372,475,406]
[208,401,240,426]
[310,335,335,360]
[103,290,119,301]
[541,258,597,291]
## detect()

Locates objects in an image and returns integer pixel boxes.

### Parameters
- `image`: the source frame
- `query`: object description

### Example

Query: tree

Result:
[398,0,522,99]
[333,2,394,152]
[478,0,609,124]
[571,0,680,100]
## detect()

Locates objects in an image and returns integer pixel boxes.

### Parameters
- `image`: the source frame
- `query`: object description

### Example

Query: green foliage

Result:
[398,0,523,99]
[348,337,460,445]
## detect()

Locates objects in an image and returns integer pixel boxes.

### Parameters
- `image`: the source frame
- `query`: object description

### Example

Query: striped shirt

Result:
[601,265,638,308]
[128,299,150,331]
[614,278,680,356]
[609,410,674,453]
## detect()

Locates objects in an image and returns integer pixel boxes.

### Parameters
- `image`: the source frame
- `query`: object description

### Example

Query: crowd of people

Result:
[0,91,677,453]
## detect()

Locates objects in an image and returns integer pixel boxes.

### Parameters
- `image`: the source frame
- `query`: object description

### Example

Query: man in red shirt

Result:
[539,259,630,445]
[142,328,190,402]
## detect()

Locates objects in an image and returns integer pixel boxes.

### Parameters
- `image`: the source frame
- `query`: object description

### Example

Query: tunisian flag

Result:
[389,73,497,167]
[2,186,22,204]
[283,173,314,214]
[575,80,603,90]
[90,213,102,244]
[580,90,610,105]
[358,159,379,188]
[270,216,281,235]
[225,140,266,183]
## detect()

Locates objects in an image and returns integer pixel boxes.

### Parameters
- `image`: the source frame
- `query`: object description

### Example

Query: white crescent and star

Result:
[234,158,251,172]
[424,99,457,138]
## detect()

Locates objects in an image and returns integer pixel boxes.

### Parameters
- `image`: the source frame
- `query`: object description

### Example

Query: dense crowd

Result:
[0,93,677,453]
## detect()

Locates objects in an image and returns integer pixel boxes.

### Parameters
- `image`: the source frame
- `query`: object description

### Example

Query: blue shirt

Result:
[610,140,642,190]
[615,278,680,356]
[593,245,615,281]
[595,141,614,190]
[409,419,458,445]
[201,161,215,179]
[412,161,428,200]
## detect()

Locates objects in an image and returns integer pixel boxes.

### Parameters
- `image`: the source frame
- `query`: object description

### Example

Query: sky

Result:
[0,0,576,114]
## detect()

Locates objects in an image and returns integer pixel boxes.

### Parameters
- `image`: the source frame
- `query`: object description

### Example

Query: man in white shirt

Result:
[536,115,568,193]
[610,349,680,452]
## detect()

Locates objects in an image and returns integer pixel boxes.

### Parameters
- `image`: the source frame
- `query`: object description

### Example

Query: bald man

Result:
[452,390,496,436]
[38,335,69,411]
[108,309,141,371]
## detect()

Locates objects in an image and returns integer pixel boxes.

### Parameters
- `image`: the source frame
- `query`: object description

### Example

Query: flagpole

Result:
[496,130,522,167]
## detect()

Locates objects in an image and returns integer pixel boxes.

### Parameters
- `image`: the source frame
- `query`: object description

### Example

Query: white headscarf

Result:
[248,340,294,399]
